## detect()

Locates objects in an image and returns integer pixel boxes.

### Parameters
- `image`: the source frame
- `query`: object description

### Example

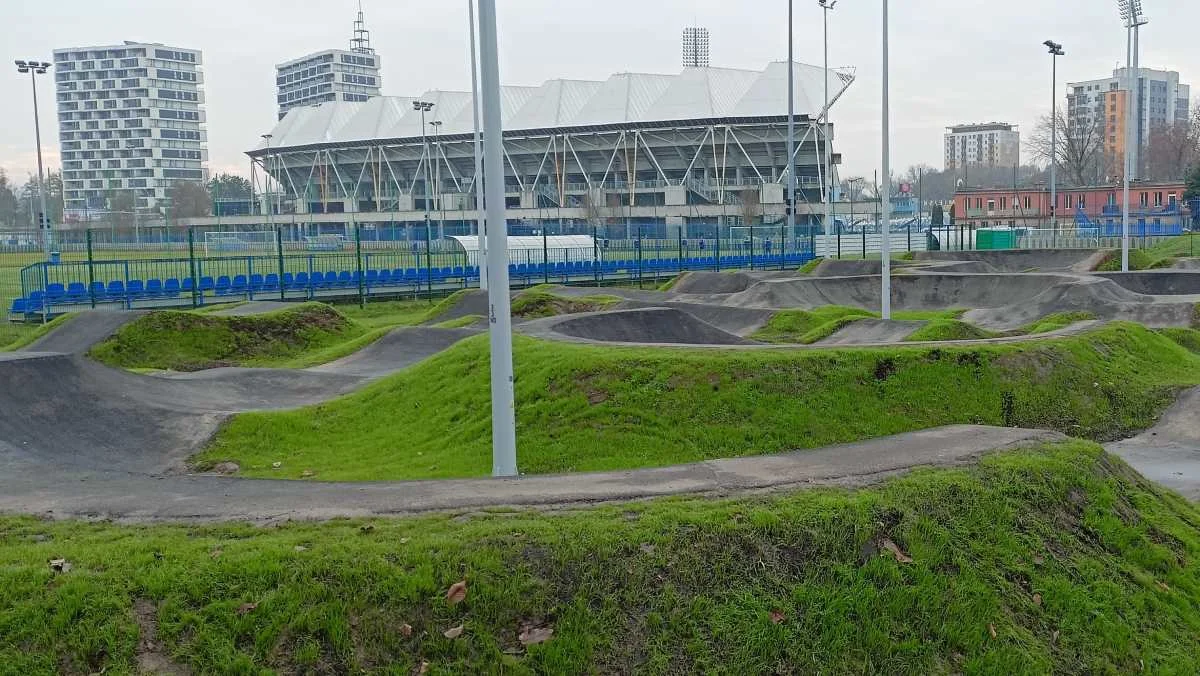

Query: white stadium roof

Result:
[257,61,854,151]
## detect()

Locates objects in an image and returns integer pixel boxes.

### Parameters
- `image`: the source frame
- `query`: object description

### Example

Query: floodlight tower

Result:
[15,59,54,255]
[1043,40,1064,240]
[818,1,837,243]
[682,26,710,68]
[1119,0,1147,272]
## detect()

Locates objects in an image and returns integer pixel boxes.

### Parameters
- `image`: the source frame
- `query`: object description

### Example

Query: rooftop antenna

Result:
[351,0,375,54]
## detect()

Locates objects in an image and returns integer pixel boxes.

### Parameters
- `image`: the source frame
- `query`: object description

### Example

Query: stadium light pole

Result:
[430,119,444,240]
[261,134,273,233]
[413,100,435,283]
[1119,0,1147,272]
[15,59,54,256]
[478,0,518,477]
[1043,40,1064,240]
[819,0,837,245]
[880,0,891,319]
[786,0,796,251]
[468,0,488,290]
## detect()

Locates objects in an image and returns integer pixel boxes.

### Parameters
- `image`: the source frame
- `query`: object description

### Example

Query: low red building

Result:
[953,181,1189,232]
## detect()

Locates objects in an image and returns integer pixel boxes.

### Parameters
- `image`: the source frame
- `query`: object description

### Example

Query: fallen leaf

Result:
[360,524,375,534]
[1051,630,1060,644]
[880,538,913,564]
[769,610,786,625]
[399,537,410,544]
[271,461,282,469]
[210,548,222,559]
[639,543,656,554]
[48,558,71,573]
[446,580,468,605]
[236,602,258,615]
[294,545,308,552]
[1033,554,1045,565]
[988,623,998,639]
[1157,581,1171,591]
[519,623,554,645]
[415,661,430,675]
[443,624,464,639]
[400,623,413,637]
[1032,593,1043,606]
[301,470,315,478]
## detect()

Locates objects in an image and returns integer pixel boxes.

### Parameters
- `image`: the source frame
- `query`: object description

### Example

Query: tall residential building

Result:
[943,122,1020,170]
[53,41,207,216]
[1067,67,1191,177]
[276,4,382,119]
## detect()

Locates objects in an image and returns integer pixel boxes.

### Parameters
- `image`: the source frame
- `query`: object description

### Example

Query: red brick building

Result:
[953,181,1189,232]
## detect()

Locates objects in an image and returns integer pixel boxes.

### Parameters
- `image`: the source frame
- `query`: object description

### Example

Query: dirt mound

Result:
[811,259,883,277]
[550,307,752,345]
[912,249,1107,272]
[1094,271,1200,295]
[670,271,758,294]
[815,319,927,345]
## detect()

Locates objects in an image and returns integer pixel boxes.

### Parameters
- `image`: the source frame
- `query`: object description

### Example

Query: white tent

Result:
[447,235,598,267]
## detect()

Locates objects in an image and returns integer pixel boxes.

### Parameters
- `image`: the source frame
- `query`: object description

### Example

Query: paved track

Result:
[1106,387,1200,500]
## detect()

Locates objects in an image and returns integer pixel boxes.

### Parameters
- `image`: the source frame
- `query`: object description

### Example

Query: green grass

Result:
[335,294,459,329]
[752,306,965,345]
[0,314,74,351]
[8,441,1200,673]
[1095,235,1200,271]
[432,314,484,329]
[198,322,1200,481]
[510,289,622,319]
[1023,311,1098,335]
[905,319,1000,342]
[1159,326,1200,354]
[796,258,822,274]
[88,304,369,371]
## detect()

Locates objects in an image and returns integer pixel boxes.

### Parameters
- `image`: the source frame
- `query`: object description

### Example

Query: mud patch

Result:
[133,598,191,675]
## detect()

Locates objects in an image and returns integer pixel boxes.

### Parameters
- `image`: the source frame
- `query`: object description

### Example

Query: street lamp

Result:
[819,0,837,246]
[1043,40,1064,240]
[430,119,444,240]
[1119,0,1147,272]
[261,134,273,233]
[15,59,54,257]
[467,0,488,290]
[786,0,796,253]
[880,0,891,319]
[412,100,436,297]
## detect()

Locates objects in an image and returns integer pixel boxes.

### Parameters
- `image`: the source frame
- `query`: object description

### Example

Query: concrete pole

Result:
[786,0,796,250]
[468,0,488,289]
[1050,54,1058,239]
[1122,25,1133,271]
[478,0,518,478]
[822,2,833,243]
[29,70,53,255]
[1132,26,1141,181]
[880,0,891,319]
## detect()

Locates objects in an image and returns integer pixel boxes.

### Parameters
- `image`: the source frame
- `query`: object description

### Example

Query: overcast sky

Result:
[2,0,1197,185]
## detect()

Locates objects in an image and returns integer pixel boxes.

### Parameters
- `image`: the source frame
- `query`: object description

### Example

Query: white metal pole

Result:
[478,0,518,478]
[786,0,796,250]
[1122,25,1133,271]
[1050,54,1057,240]
[1132,25,1141,181]
[823,3,833,242]
[468,0,488,290]
[880,0,891,319]
[30,71,53,255]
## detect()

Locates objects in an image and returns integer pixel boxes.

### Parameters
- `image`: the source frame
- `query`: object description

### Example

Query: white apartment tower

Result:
[943,122,1020,170]
[276,3,382,120]
[53,41,207,216]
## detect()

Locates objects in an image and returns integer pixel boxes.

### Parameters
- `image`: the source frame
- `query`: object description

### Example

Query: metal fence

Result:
[8,222,816,320]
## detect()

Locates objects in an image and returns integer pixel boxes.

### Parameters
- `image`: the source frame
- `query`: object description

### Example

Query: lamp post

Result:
[468,0,488,289]
[261,134,273,234]
[430,119,444,240]
[413,100,435,294]
[880,0,891,319]
[477,0,518,477]
[786,0,796,252]
[1043,40,1064,239]
[15,59,54,256]
[1119,0,1147,272]
[818,0,837,246]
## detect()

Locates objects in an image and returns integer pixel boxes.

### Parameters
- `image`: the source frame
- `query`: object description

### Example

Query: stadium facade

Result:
[239,61,853,240]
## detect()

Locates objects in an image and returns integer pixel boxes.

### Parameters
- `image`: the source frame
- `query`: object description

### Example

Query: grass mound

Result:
[198,322,1200,480]
[1095,236,1199,271]
[1024,311,1097,334]
[510,289,621,319]
[905,319,999,342]
[431,315,484,329]
[753,306,964,344]
[0,314,74,351]
[89,304,365,371]
[8,442,1200,673]
[1159,326,1200,354]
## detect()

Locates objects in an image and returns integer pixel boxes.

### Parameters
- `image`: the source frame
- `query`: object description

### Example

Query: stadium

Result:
[237,61,855,240]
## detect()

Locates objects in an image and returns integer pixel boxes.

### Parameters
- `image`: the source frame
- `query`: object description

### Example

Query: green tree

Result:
[208,173,252,201]
[1185,163,1200,202]
[0,170,19,228]
[166,181,212,220]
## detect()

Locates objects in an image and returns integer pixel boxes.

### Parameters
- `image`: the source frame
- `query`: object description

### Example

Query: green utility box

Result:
[974,228,1016,250]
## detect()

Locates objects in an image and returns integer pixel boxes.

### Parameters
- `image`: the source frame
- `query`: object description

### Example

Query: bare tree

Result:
[1145,109,1200,182]
[739,188,761,225]
[108,190,136,230]
[1027,111,1104,186]
[583,190,606,228]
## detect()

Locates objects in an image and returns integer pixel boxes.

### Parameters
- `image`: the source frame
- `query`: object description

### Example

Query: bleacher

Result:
[8,251,812,321]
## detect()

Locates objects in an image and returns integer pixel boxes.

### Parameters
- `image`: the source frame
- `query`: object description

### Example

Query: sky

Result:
[2,0,1197,185]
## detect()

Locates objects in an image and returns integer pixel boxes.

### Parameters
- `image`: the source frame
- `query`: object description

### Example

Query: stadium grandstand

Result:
[194,61,854,241]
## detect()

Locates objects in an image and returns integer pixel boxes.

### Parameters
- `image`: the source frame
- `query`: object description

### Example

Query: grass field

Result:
[751,306,964,344]
[7,441,1200,673]
[195,322,1200,480]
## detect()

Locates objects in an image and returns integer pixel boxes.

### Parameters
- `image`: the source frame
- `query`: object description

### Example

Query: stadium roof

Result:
[255,61,854,152]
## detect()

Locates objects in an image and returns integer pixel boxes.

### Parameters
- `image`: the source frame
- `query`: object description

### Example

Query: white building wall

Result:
[276,49,382,120]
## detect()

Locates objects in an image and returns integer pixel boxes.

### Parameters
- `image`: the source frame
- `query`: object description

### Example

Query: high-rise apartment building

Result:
[943,122,1020,170]
[1067,67,1190,177]
[53,41,207,216]
[276,4,382,119]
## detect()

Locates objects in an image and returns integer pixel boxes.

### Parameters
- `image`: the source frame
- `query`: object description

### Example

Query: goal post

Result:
[202,230,279,256]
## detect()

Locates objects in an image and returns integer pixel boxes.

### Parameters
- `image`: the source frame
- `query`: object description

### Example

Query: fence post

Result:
[837,225,842,259]
[40,261,49,324]
[907,221,911,252]
[86,229,96,309]
[749,226,755,271]
[862,227,867,259]
[276,226,286,302]
[424,217,433,302]
[715,222,721,272]
[355,223,365,308]
[542,226,549,285]
[187,228,199,308]
[677,225,684,273]
[780,222,786,270]
[636,223,644,288]
[592,223,599,284]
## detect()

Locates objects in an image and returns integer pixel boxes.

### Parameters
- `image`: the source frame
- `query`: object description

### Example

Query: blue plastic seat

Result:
[335,271,352,287]
[106,281,125,297]
[45,283,67,304]
[181,278,195,293]
[126,280,145,298]
[199,276,216,292]
[9,298,27,316]
[66,282,87,301]
[231,275,249,294]
[282,272,296,288]
[89,281,107,299]
[263,274,280,291]
[293,272,310,288]
[145,279,163,296]
[452,266,464,279]
[215,276,232,295]
[163,279,181,296]
[404,268,418,283]
[249,274,265,292]
[376,269,391,286]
